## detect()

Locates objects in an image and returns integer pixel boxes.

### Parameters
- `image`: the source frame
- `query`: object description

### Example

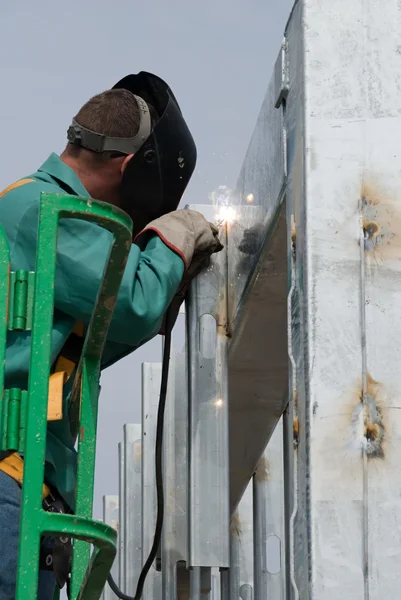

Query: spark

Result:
[215,398,224,408]
[246,193,254,203]
[215,205,237,226]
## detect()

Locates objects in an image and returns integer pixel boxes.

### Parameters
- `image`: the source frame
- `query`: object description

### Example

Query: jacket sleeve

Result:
[17,196,184,347]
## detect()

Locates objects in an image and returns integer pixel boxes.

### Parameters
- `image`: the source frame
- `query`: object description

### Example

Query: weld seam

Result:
[359,198,369,597]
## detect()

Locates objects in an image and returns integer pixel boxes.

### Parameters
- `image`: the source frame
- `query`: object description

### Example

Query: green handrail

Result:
[0,192,133,599]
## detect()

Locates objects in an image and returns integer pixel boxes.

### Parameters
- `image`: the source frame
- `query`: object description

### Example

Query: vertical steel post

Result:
[253,419,285,600]
[186,204,230,570]
[190,567,212,600]
[102,495,120,600]
[118,442,126,591]
[221,483,253,600]
[220,569,229,600]
[237,483,254,596]
[229,512,241,598]
[162,352,188,599]
[211,569,221,600]
[124,424,142,595]
[190,567,202,600]
[141,362,162,600]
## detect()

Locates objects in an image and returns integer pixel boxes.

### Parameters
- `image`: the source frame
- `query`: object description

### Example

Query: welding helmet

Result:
[67,71,197,235]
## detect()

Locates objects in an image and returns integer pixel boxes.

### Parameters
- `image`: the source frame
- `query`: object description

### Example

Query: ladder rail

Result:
[12,192,132,600]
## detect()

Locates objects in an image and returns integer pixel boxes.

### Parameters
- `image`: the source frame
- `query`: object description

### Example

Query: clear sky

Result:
[0,0,294,520]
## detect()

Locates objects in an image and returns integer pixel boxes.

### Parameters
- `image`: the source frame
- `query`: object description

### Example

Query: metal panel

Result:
[124,424,142,595]
[225,45,288,511]
[141,362,162,599]
[228,53,286,326]
[253,419,285,600]
[284,0,401,598]
[118,442,125,590]
[162,352,188,599]
[102,495,119,600]
[186,204,230,568]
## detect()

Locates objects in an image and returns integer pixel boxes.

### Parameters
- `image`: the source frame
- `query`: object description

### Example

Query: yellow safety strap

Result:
[47,372,67,421]
[0,452,51,500]
[47,321,85,422]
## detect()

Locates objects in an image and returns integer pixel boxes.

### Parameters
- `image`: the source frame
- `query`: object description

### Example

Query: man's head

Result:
[61,88,155,206]
[61,71,197,236]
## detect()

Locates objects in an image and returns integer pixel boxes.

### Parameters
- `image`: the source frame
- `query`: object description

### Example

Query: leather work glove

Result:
[135,209,224,333]
[135,209,223,268]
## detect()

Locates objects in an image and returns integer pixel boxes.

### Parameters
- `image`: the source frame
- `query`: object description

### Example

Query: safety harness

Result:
[0,178,86,593]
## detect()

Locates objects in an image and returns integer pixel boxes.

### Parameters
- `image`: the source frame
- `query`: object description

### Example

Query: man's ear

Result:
[121,154,134,174]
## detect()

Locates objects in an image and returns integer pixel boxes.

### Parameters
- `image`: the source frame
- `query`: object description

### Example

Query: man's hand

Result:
[135,209,224,333]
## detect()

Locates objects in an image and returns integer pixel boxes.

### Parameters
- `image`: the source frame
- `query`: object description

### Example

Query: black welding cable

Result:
[106,306,174,600]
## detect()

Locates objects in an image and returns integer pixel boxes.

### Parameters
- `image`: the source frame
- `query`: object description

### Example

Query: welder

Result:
[0,71,222,600]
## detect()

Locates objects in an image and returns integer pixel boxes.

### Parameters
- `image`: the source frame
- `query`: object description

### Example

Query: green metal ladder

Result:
[0,193,133,599]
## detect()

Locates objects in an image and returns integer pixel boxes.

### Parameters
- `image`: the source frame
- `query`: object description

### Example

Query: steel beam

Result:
[284,1,401,597]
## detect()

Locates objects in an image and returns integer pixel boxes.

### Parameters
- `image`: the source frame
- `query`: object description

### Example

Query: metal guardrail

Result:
[103,342,286,598]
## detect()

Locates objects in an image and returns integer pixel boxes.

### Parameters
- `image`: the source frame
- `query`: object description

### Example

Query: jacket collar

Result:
[37,153,90,198]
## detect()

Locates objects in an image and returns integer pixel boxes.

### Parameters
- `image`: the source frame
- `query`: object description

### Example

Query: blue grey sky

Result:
[0,0,293,519]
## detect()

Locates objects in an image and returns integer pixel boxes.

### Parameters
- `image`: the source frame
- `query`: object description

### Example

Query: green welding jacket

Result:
[0,153,184,509]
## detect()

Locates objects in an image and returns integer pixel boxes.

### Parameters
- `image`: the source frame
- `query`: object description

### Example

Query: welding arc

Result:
[107,306,174,600]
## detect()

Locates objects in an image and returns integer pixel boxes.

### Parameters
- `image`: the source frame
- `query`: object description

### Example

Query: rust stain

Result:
[254,456,270,482]
[362,373,385,459]
[361,182,381,207]
[217,289,231,338]
[363,219,380,248]
[80,426,85,442]
[360,180,401,260]
[217,322,231,338]
[291,214,296,256]
[230,511,241,538]
[293,416,299,447]
[349,371,386,459]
